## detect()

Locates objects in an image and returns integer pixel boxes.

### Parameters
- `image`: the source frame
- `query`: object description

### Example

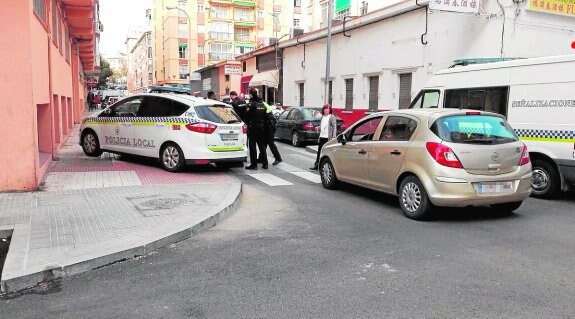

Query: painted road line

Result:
[290,171,322,184]
[247,173,293,186]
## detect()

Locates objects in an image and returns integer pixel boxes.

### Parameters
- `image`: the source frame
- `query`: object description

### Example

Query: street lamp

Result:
[166,6,192,84]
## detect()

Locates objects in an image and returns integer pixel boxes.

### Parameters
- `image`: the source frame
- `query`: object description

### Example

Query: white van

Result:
[409,55,575,198]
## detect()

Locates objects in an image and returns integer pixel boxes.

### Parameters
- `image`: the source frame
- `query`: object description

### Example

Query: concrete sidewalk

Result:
[0,117,242,292]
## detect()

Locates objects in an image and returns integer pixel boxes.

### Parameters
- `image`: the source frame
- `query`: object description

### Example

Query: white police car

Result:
[79,93,247,172]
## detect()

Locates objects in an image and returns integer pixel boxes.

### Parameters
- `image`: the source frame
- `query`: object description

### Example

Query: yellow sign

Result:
[528,0,575,17]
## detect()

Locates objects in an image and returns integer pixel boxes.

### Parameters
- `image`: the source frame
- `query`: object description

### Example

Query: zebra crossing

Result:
[229,157,322,187]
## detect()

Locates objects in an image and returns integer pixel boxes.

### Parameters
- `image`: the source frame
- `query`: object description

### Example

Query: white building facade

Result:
[281,0,575,124]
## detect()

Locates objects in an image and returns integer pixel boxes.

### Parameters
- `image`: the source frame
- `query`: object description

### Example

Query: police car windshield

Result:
[194,104,241,124]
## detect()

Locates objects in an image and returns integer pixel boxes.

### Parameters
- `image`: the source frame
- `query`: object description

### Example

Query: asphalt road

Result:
[2,141,575,318]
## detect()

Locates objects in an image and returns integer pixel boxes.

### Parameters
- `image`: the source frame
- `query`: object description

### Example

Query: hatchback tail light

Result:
[426,142,464,168]
[519,144,530,166]
[242,124,248,134]
[185,122,217,134]
[303,122,315,131]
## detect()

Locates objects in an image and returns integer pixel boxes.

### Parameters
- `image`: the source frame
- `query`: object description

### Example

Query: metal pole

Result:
[324,0,333,105]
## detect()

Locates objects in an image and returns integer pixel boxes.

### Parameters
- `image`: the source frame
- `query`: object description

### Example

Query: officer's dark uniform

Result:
[245,96,268,169]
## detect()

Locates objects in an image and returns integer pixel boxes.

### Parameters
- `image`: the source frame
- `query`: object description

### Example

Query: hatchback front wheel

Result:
[399,176,432,220]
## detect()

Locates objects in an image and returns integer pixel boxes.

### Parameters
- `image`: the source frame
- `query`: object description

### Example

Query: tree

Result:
[98,58,113,88]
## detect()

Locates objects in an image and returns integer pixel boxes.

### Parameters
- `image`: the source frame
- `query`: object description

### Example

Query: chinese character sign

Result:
[224,65,241,75]
[528,0,575,17]
[430,0,480,13]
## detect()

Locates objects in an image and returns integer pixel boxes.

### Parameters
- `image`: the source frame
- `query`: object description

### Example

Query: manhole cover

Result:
[139,198,191,210]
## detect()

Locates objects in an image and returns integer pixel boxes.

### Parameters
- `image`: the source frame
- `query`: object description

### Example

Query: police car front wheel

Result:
[160,143,185,172]
[81,130,103,157]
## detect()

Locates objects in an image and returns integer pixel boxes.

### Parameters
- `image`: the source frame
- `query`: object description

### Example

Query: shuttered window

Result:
[398,73,412,109]
[299,83,304,106]
[345,78,354,110]
[368,76,379,111]
[33,0,47,25]
[328,80,333,106]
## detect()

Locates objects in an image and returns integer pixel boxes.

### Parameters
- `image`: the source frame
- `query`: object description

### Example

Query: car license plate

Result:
[220,134,238,141]
[477,182,513,194]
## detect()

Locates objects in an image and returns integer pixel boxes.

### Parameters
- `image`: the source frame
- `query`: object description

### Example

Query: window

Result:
[210,6,228,19]
[348,116,383,142]
[179,64,188,79]
[234,8,252,21]
[235,27,252,42]
[430,115,518,145]
[298,83,305,106]
[286,109,297,120]
[293,19,300,27]
[334,8,350,20]
[64,27,70,62]
[51,0,58,45]
[148,47,153,58]
[209,22,232,40]
[209,42,233,60]
[194,105,241,124]
[321,2,328,24]
[198,5,205,11]
[179,46,188,59]
[379,116,417,141]
[410,90,440,109]
[178,24,189,37]
[345,78,354,110]
[178,2,186,17]
[57,7,62,53]
[242,61,247,72]
[104,97,143,117]
[257,10,264,18]
[225,75,230,82]
[198,44,205,54]
[235,46,254,55]
[139,96,189,117]
[398,73,412,109]
[294,0,301,6]
[444,87,509,117]
[368,76,379,111]
[33,0,47,24]
[360,1,369,15]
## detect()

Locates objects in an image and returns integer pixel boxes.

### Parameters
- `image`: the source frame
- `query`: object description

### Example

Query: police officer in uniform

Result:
[245,89,268,170]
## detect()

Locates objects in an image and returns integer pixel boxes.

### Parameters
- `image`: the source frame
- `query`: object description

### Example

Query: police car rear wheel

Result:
[81,131,102,157]
[160,143,185,172]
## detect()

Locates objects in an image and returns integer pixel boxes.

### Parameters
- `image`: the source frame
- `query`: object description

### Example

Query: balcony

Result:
[208,52,235,61]
[208,31,233,41]
[234,34,255,42]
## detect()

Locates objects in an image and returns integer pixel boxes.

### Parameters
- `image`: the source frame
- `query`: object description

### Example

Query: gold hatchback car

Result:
[319,109,532,220]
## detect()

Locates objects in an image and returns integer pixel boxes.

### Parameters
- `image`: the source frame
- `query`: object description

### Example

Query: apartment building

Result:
[307,0,386,31]
[151,0,302,87]
[0,0,100,191]
[127,31,155,93]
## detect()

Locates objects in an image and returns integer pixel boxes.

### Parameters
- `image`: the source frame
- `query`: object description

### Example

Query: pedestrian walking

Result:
[310,103,337,170]
[86,89,94,111]
[93,94,101,110]
[244,89,268,170]
[258,101,282,165]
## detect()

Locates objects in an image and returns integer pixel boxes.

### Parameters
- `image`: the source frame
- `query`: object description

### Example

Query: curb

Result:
[0,182,242,293]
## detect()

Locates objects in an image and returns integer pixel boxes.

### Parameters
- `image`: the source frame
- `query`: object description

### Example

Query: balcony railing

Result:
[208,31,233,41]
[208,52,235,61]
[234,34,255,42]
[233,14,255,22]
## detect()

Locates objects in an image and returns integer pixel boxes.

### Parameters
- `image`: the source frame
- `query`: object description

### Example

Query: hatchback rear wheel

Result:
[160,143,185,172]
[399,176,432,220]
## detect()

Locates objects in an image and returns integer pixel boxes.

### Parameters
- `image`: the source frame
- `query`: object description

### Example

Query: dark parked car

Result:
[275,107,346,147]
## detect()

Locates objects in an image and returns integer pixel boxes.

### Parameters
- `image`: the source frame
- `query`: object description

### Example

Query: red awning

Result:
[241,75,253,84]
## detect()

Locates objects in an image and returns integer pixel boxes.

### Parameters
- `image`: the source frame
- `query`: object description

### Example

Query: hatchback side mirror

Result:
[338,134,347,145]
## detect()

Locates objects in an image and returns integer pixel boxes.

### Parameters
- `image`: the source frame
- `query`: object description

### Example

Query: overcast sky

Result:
[99,0,151,56]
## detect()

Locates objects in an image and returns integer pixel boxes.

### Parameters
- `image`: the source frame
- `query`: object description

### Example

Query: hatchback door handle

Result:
[358,149,367,154]
[390,150,402,155]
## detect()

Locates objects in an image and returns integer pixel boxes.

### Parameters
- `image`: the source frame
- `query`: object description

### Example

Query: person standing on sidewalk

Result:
[86,89,94,111]
[310,103,337,170]
[244,89,268,170]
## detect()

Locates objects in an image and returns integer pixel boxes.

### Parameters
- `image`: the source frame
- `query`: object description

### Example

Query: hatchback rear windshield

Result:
[194,105,241,124]
[431,115,518,144]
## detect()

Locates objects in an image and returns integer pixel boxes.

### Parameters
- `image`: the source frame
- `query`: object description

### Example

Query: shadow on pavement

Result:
[335,181,520,222]
[113,154,234,173]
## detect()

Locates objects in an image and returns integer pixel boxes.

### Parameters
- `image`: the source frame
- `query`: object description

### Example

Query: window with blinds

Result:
[368,76,379,111]
[299,83,305,106]
[398,73,412,109]
[345,78,354,110]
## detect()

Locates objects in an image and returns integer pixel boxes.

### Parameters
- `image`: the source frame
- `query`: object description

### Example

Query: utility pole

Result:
[324,0,333,105]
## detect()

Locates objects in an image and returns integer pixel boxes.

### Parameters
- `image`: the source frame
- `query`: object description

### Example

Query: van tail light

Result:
[426,142,464,169]
[242,124,248,134]
[185,122,217,134]
[303,121,315,131]
[519,144,530,166]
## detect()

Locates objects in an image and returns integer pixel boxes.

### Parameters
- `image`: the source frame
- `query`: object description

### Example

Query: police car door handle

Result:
[156,122,165,127]
[390,150,402,155]
[123,122,132,126]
